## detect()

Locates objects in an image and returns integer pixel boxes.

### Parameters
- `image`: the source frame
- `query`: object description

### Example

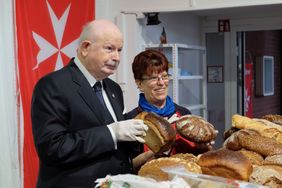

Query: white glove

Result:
[107,119,148,143]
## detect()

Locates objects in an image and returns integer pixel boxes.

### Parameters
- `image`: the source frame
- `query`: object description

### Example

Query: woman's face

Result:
[137,71,170,108]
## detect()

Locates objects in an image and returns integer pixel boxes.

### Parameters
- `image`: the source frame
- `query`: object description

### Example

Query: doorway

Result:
[206,32,225,149]
[237,30,282,118]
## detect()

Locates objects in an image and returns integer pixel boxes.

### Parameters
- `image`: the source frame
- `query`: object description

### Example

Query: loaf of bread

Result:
[262,114,282,126]
[249,165,282,188]
[135,112,176,153]
[232,114,282,144]
[223,127,240,140]
[197,148,253,181]
[138,157,202,181]
[264,154,282,166]
[238,149,264,166]
[224,129,282,157]
[170,153,198,163]
[175,114,217,143]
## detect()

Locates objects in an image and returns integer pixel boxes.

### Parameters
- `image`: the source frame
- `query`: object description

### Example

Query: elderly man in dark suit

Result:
[31,19,148,188]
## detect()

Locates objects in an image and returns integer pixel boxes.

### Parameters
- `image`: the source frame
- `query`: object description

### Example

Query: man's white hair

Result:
[78,21,95,45]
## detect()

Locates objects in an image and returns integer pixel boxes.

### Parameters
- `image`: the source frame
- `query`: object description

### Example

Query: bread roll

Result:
[175,115,217,143]
[138,157,202,181]
[262,114,282,126]
[135,112,176,153]
[232,114,282,144]
[197,148,253,181]
[249,165,282,188]
[224,129,282,157]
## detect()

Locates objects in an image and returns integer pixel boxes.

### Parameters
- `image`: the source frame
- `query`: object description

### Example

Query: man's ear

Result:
[80,41,91,57]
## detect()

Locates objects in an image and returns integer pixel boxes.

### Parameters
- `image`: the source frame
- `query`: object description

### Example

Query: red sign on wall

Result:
[218,19,230,32]
[245,63,253,117]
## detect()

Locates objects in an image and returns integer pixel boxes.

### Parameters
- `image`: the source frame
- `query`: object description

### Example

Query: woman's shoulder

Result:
[174,103,191,116]
[125,107,140,119]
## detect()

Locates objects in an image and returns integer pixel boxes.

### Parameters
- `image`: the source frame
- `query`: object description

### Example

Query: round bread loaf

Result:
[175,115,217,143]
[197,148,253,181]
[135,112,176,153]
[170,153,198,163]
[138,157,202,181]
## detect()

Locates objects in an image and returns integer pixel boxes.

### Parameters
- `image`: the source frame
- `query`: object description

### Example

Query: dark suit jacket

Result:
[31,59,135,188]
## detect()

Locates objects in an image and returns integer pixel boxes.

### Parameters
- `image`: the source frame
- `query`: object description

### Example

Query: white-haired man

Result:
[31,19,148,188]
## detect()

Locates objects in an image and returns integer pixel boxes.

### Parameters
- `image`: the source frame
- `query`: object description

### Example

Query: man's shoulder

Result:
[35,61,73,87]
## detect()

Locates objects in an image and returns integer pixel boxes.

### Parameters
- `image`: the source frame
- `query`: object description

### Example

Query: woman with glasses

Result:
[127,49,214,170]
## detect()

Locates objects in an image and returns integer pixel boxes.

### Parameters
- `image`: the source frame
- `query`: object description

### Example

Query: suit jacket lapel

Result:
[103,80,124,121]
[68,60,111,125]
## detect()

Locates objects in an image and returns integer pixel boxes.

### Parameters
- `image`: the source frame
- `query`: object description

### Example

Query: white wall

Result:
[143,12,201,45]
[0,0,21,187]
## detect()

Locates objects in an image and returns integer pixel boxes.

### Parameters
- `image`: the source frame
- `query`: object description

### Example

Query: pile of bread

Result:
[136,113,282,188]
[223,114,282,187]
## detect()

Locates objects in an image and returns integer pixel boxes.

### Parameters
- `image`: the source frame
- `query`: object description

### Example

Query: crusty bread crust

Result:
[232,114,282,144]
[262,114,282,126]
[250,165,282,187]
[138,157,202,181]
[264,154,282,166]
[224,129,282,157]
[135,112,176,153]
[170,153,197,163]
[197,148,253,181]
[175,115,217,143]
[238,149,264,166]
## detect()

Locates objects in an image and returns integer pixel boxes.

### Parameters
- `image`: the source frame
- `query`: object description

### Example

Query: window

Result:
[255,56,274,96]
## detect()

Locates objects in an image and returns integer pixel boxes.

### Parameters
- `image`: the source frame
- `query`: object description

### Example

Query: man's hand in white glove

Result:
[107,119,148,143]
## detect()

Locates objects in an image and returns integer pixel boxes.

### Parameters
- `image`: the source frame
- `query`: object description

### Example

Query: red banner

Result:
[15,1,94,187]
[245,63,253,117]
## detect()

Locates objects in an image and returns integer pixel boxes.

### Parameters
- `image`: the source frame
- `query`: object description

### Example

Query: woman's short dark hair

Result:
[132,49,169,80]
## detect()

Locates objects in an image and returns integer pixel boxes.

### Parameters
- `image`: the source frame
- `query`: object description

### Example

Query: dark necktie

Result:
[93,81,107,109]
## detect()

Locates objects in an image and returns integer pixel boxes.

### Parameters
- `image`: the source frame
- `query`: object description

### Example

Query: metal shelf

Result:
[177,75,203,80]
[183,104,206,110]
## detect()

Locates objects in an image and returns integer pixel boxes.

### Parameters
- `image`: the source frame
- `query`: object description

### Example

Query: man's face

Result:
[84,32,123,80]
